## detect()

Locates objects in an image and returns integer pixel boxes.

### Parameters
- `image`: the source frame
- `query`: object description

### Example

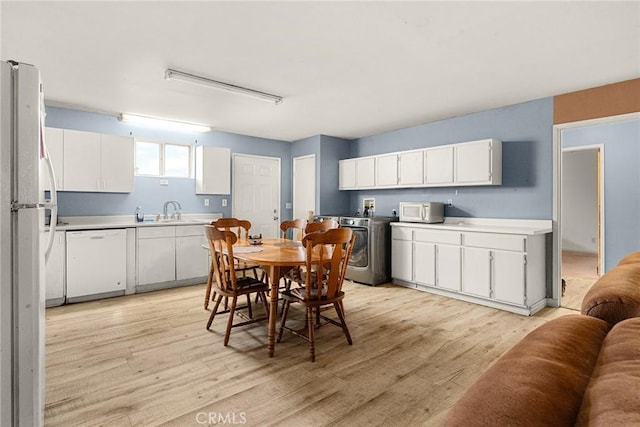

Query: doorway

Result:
[232,154,281,238]
[561,146,603,310]
[292,154,316,221]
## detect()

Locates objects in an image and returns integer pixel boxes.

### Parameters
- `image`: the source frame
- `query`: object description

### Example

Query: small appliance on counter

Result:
[399,202,444,223]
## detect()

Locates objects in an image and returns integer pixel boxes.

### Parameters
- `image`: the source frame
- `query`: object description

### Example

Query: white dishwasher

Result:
[66,229,127,301]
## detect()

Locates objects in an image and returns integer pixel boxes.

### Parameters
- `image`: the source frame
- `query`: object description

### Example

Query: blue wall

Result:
[562,118,640,270]
[45,106,293,218]
[348,98,554,219]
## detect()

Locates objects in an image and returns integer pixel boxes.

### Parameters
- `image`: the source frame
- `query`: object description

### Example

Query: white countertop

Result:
[49,213,223,231]
[391,217,552,235]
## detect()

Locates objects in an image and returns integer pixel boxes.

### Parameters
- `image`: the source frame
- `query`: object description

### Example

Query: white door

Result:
[233,154,281,238]
[436,245,461,291]
[462,247,491,298]
[293,155,316,221]
[391,239,413,283]
[375,154,398,187]
[414,242,436,286]
[398,151,424,186]
[425,146,454,184]
[493,250,526,305]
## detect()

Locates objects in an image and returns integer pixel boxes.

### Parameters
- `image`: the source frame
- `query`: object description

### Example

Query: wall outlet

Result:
[285,202,292,209]
[204,198,209,207]
[222,199,228,207]
[160,179,169,186]
[447,199,453,207]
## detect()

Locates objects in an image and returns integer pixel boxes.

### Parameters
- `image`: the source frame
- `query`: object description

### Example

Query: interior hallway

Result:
[561,251,599,311]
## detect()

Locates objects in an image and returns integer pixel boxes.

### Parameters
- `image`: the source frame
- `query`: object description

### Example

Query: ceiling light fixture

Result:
[119,113,211,133]
[165,68,283,105]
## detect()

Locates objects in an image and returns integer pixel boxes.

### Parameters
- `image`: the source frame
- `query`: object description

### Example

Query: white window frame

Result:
[135,139,194,178]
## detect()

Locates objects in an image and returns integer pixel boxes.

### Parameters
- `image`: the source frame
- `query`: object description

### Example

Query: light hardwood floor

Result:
[562,251,599,311]
[45,281,573,426]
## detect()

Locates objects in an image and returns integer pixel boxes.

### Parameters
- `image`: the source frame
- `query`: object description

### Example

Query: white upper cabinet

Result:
[425,146,454,185]
[339,156,375,189]
[195,146,231,194]
[63,130,101,191]
[455,139,502,185]
[101,134,134,193]
[375,154,398,187]
[339,138,502,190]
[41,127,64,191]
[398,150,424,186]
[62,129,134,192]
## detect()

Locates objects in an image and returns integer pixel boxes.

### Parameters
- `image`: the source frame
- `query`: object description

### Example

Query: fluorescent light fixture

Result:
[119,113,211,133]
[165,68,283,105]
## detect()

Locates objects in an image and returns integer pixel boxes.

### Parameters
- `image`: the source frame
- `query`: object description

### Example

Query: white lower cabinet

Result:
[176,226,209,280]
[392,223,547,316]
[43,230,66,307]
[138,227,176,286]
[137,225,208,291]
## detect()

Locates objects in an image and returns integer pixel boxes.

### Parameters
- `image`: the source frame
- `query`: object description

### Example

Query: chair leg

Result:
[277,300,291,343]
[334,302,352,345]
[204,265,214,309]
[307,306,316,362]
[207,294,224,330]
[315,306,321,328]
[246,294,253,319]
[260,291,269,318]
[224,296,238,346]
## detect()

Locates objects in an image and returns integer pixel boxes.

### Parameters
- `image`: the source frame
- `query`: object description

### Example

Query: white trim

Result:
[553,113,635,307]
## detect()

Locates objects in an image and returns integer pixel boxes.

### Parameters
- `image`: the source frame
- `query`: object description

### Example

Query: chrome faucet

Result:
[162,200,182,221]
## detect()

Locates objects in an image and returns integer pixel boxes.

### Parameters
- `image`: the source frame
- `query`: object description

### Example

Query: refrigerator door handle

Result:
[42,130,58,263]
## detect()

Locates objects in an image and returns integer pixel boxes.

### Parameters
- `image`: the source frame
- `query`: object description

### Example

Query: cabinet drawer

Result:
[175,225,206,237]
[414,229,461,245]
[464,232,525,252]
[392,227,413,241]
[138,226,176,239]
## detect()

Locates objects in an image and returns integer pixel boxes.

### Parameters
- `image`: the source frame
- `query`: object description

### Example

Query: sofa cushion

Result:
[576,317,640,426]
[581,264,640,325]
[445,315,611,427]
[617,251,640,266]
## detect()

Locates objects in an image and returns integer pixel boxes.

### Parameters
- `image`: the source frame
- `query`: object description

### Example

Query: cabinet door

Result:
[375,154,398,187]
[41,127,64,191]
[493,250,525,305]
[339,159,357,189]
[196,146,231,194]
[414,242,435,286]
[43,230,65,305]
[101,134,134,192]
[398,151,424,186]
[425,146,454,184]
[356,157,375,188]
[436,245,461,291]
[391,239,413,282]
[138,237,176,285]
[462,247,491,298]
[176,235,209,280]
[455,139,492,184]
[63,129,101,191]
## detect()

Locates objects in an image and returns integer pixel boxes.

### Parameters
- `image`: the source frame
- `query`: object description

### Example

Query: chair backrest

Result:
[280,219,308,240]
[211,217,251,240]
[204,225,240,292]
[305,219,339,234]
[302,227,355,299]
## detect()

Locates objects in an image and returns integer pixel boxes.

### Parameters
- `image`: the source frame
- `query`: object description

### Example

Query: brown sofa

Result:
[445,254,640,426]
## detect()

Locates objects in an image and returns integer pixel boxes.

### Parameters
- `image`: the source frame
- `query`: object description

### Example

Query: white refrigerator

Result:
[0,60,58,426]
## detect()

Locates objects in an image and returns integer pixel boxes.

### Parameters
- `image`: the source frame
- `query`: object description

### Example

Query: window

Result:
[135,140,192,177]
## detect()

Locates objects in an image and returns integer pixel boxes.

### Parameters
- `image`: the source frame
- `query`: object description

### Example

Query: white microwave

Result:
[399,202,444,223]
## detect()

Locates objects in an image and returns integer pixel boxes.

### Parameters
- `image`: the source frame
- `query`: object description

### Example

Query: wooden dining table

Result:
[232,237,307,356]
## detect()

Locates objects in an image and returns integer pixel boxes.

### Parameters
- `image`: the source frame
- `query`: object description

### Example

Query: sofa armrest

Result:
[582,264,640,325]
[445,315,610,427]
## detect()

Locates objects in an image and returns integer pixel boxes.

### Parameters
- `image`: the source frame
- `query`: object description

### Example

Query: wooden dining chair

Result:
[282,219,340,292]
[277,227,355,361]
[280,218,308,241]
[204,218,262,310]
[204,225,270,345]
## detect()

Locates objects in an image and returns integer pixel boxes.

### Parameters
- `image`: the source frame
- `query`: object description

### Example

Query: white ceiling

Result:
[2,1,638,142]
